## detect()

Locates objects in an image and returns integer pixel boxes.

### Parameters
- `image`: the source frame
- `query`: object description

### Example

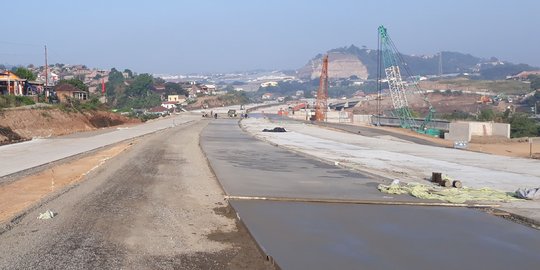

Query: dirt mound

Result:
[0,107,140,144]
[186,95,246,110]
[0,126,26,145]
[87,111,130,128]
[352,92,497,115]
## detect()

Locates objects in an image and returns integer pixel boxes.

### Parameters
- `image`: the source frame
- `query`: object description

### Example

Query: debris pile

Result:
[515,187,540,200]
[37,210,56,220]
[262,127,286,132]
[431,172,462,188]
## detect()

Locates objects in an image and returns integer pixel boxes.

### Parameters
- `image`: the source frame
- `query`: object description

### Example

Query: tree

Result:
[508,113,540,138]
[126,73,154,97]
[123,69,133,78]
[154,77,166,85]
[478,109,495,121]
[106,68,125,97]
[57,78,88,92]
[13,67,37,81]
[224,85,235,93]
[164,82,187,96]
[530,75,540,90]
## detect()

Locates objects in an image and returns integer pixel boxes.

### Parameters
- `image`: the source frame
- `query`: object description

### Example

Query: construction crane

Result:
[314,55,329,121]
[378,25,439,136]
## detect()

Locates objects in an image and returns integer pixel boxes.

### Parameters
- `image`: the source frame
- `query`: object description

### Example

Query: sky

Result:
[1,0,539,74]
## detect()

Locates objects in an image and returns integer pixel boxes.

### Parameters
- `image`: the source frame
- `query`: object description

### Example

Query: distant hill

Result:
[297,45,538,80]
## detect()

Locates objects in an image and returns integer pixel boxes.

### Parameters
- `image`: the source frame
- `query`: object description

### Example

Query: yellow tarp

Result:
[378,182,520,204]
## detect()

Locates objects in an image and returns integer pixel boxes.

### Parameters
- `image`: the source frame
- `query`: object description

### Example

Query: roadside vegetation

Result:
[0,95,35,109]
[441,108,539,138]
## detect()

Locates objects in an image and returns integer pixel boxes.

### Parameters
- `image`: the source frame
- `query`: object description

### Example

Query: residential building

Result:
[54,84,88,103]
[167,95,186,103]
[0,71,24,95]
[161,101,178,110]
[260,81,278,87]
[262,93,274,100]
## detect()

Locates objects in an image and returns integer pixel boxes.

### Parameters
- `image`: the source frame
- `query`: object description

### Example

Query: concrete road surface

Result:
[201,119,540,270]
[232,200,540,270]
[0,114,199,178]
[201,119,420,202]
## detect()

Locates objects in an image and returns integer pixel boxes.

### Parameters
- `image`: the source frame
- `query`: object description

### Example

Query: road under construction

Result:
[1,26,539,269]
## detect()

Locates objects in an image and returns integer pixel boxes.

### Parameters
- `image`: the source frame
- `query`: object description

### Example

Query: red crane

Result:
[315,55,329,121]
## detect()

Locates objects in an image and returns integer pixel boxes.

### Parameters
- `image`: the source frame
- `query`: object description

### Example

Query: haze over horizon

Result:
[1,0,539,74]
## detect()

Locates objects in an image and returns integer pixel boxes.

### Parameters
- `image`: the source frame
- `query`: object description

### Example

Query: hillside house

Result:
[37,71,59,86]
[260,81,278,87]
[0,71,24,95]
[146,106,169,116]
[167,94,186,103]
[262,93,274,100]
[54,84,88,103]
[161,101,178,110]
[202,84,217,95]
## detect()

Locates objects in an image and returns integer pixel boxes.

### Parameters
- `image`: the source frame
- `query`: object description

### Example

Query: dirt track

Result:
[0,120,273,269]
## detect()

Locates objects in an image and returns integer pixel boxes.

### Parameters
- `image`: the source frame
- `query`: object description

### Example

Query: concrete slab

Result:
[0,114,199,178]
[201,120,421,202]
[241,117,540,192]
[232,200,540,270]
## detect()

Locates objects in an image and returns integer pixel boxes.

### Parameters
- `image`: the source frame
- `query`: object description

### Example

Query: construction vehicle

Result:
[378,25,440,137]
[227,109,237,117]
[476,95,492,104]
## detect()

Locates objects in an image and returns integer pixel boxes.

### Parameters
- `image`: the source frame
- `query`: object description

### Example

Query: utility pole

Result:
[376,30,381,126]
[44,45,48,97]
[438,51,443,77]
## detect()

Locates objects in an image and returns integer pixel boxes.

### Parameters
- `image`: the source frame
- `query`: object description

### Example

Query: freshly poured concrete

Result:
[201,120,419,202]
[201,119,540,269]
[232,200,540,270]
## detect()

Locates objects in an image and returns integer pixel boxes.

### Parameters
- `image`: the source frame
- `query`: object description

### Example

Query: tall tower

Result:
[315,55,329,122]
[438,51,443,76]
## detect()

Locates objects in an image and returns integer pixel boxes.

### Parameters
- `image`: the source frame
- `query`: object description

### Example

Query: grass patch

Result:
[0,95,36,109]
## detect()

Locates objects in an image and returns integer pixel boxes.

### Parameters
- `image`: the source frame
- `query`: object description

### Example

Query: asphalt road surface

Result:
[201,119,540,270]
[0,120,272,270]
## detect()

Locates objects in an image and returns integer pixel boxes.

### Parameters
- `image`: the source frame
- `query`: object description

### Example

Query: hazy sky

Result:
[1,0,539,74]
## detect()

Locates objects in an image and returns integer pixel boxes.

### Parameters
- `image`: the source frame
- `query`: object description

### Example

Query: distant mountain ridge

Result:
[297,45,538,80]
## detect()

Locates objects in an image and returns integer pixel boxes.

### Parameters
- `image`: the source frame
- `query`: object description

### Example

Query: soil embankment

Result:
[0,107,139,144]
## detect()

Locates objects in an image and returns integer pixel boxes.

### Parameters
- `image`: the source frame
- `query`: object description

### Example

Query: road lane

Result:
[201,119,419,202]
[201,119,540,270]
[0,114,199,178]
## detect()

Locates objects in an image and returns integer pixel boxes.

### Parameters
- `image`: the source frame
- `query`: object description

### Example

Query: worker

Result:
[214,113,218,119]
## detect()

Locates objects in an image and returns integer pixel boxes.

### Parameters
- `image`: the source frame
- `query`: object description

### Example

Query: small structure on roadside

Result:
[444,121,510,142]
